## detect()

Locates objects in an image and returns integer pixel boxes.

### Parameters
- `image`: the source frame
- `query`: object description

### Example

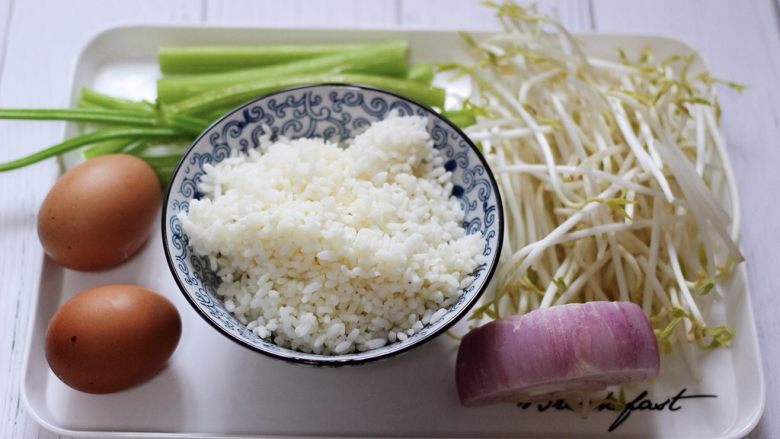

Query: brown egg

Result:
[45,284,182,394]
[37,154,161,271]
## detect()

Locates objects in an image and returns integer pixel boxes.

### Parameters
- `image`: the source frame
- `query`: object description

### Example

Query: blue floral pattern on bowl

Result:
[162,84,503,366]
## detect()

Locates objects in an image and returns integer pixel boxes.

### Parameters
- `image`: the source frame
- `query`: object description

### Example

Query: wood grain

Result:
[205,0,398,27]
[0,0,13,84]
[0,2,202,438]
[398,0,593,31]
[0,0,776,437]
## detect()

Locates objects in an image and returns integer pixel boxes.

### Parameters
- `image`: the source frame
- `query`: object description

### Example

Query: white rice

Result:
[179,114,484,354]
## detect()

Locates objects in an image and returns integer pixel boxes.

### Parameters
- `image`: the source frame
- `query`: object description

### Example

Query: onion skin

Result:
[456,301,660,406]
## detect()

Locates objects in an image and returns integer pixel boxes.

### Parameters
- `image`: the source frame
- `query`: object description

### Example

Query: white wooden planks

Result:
[0,0,776,437]
[205,0,398,28]
[398,0,593,31]
[0,3,202,439]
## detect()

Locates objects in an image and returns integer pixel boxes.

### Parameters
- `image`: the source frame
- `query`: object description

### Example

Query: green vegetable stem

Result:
[157,41,410,104]
[166,73,446,116]
[159,42,371,74]
[0,41,449,184]
[0,127,181,172]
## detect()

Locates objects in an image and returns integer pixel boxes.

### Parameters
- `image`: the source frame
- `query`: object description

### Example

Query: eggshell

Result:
[37,154,161,271]
[45,284,182,394]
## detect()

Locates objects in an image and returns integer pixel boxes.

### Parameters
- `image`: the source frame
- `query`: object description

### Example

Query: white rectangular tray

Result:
[21,26,765,438]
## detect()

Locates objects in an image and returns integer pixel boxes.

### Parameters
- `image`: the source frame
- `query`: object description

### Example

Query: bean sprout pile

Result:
[447,2,744,378]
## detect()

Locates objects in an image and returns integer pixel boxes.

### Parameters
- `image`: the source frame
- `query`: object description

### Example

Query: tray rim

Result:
[19,23,766,439]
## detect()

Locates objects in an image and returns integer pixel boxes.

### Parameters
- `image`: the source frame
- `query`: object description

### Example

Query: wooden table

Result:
[0,1,775,437]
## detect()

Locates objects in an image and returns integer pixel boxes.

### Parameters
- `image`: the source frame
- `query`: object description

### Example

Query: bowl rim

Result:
[161,83,504,366]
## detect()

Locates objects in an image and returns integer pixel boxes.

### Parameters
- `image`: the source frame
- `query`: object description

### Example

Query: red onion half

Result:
[456,301,660,406]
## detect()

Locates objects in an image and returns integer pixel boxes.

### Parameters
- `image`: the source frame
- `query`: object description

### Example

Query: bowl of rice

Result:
[162,84,503,366]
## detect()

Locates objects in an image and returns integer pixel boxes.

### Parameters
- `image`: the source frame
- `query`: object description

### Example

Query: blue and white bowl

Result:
[162,84,503,366]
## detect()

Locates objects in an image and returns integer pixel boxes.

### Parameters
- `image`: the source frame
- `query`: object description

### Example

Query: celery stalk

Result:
[162,113,211,135]
[121,139,150,155]
[164,73,446,116]
[407,62,435,85]
[441,109,477,129]
[79,88,155,113]
[202,107,233,123]
[83,138,137,159]
[157,41,409,104]
[159,43,372,74]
